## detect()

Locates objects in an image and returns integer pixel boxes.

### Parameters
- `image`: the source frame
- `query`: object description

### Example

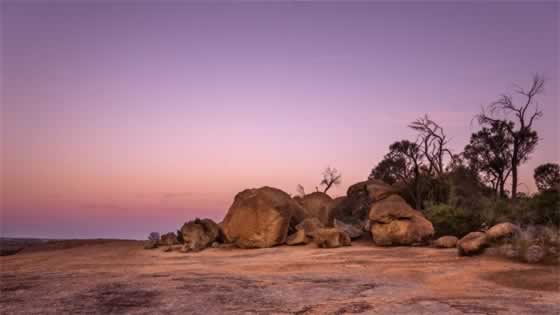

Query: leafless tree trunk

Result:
[409,115,453,177]
[320,166,342,194]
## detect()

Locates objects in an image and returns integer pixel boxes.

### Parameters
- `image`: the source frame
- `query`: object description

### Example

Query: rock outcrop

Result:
[222,187,305,248]
[181,218,221,252]
[347,179,397,202]
[313,228,351,248]
[433,235,458,248]
[457,232,488,256]
[368,195,434,245]
[296,192,334,226]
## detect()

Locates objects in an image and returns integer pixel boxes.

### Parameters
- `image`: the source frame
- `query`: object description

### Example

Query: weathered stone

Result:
[313,228,351,248]
[368,195,434,245]
[457,232,489,256]
[295,217,325,238]
[296,192,335,226]
[181,218,221,252]
[347,179,396,202]
[222,187,305,248]
[434,236,458,248]
[487,222,519,241]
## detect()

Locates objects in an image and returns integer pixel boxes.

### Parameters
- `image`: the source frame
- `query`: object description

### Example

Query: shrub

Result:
[176,229,184,244]
[498,225,559,264]
[424,203,480,238]
[148,232,160,242]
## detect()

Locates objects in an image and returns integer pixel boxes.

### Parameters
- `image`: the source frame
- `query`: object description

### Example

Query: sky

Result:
[1,1,558,239]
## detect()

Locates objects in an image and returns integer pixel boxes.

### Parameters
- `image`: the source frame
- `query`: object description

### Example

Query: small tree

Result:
[176,229,184,244]
[464,120,513,198]
[409,115,453,177]
[148,232,160,242]
[320,166,342,194]
[534,163,560,192]
[371,140,424,209]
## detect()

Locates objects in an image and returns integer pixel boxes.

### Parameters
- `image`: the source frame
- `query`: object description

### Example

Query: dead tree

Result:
[320,166,342,194]
[409,115,453,177]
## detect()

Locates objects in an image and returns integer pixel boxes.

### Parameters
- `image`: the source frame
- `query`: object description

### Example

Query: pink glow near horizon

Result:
[1,2,558,239]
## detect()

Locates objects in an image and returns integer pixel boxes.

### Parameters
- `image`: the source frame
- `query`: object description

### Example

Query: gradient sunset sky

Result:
[1,1,558,239]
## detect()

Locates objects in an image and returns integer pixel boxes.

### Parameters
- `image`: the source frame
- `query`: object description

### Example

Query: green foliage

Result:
[524,191,560,226]
[148,232,160,242]
[534,163,560,192]
[424,203,480,238]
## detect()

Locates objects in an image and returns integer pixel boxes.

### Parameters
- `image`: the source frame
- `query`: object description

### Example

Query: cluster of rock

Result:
[146,179,437,252]
[434,222,521,256]
[146,179,548,264]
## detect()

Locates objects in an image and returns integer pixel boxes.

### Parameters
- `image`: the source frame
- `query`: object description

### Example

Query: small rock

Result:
[313,228,351,248]
[434,236,458,248]
[286,229,310,246]
[487,222,519,241]
[457,232,488,256]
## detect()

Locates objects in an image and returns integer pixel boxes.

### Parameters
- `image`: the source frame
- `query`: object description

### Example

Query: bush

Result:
[498,225,559,264]
[176,229,184,244]
[477,191,559,227]
[148,232,160,242]
[424,203,481,238]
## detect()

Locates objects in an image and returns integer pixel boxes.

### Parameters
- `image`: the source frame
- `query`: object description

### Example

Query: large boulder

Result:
[222,187,305,248]
[457,232,488,256]
[329,196,369,226]
[181,218,221,252]
[330,179,396,226]
[296,192,335,226]
[313,228,351,248]
[347,179,396,202]
[433,235,458,248]
[368,195,434,245]
[487,222,519,241]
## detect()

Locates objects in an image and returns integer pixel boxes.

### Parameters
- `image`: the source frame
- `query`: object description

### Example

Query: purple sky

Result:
[1,1,558,239]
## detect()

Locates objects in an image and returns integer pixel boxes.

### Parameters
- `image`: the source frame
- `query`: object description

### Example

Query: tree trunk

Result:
[414,167,422,210]
[499,178,506,199]
[511,144,519,199]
